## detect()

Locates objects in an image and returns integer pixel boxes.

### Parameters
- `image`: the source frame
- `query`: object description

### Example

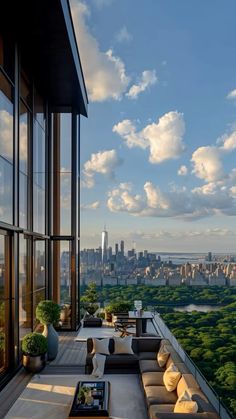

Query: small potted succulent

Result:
[36,300,61,361]
[22,332,47,373]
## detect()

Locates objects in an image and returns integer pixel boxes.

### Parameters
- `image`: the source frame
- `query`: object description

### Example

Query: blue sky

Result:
[71,0,236,252]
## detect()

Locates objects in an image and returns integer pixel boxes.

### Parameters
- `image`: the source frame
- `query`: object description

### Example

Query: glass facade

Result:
[19,102,29,229]
[0,2,87,389]
[0,71,13,225]
[33,121,46,234]
[19,235,31,340]
[0,31,82,385]
[0,232,9,373]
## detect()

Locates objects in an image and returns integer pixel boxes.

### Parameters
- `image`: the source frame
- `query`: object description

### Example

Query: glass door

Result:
[0,230,10,374]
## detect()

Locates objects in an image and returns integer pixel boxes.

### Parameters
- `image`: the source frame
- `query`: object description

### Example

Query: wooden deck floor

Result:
[0,322,161,417]
[0,330,86,418]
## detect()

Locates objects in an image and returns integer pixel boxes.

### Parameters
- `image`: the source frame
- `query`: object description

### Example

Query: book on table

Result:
[68,381,109,418]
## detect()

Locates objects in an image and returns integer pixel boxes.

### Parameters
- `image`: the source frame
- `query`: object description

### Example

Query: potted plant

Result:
[105,301,132,322]
[22,332,47,373]
[81,282,99,316]
[36,300,61,361]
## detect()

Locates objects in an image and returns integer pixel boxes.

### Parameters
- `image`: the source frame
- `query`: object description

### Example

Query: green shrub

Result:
[105,301,132,314]
[36,300,61,325]
[22,332,47,356]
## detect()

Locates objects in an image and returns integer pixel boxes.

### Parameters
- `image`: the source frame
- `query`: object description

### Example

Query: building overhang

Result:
[1,0,88,116]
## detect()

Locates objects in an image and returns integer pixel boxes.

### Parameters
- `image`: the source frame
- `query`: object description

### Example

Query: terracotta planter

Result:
[105,311,112,322]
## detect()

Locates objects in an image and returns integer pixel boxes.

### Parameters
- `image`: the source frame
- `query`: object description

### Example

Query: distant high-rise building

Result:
[108,246,112,261]
[121,240,124,256]
[115,243,118,255]
[144,250,148,258]
[101,227,108,263]
[206,252,212,262]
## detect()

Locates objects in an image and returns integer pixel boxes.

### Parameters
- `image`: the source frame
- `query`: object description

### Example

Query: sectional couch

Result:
[86,337,220,419]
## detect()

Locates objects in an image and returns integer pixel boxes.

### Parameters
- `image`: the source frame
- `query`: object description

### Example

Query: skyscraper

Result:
[120,240,124,256]
[102,227,108,263]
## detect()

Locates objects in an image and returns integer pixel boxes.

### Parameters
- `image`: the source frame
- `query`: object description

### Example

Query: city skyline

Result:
[70,0,236,252]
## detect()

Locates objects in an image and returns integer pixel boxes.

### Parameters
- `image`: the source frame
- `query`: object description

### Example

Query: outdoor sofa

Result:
[85,337,220,419]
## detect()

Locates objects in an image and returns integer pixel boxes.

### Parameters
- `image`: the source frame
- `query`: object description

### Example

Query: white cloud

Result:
[126,70,157,99]
[113,111,186,164]
[0,109,13,160]
[70,1,130,101]
[191,146,224,182]
[129,228,233,241]
[116,26,133,43]
[113,119,147,149]
[227,89,236,100]
[178,165,188,176]
[92,0,114,8]
[81,201,100,210]
[191,128,236,183]
[107,180,236,220]
[220,130,236,151]
[82,149,122,188]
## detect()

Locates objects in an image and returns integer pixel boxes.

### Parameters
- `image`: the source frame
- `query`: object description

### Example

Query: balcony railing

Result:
[152,313,233,419]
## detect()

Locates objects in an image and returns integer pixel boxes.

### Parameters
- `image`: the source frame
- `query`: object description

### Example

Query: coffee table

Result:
[68,381,110,419]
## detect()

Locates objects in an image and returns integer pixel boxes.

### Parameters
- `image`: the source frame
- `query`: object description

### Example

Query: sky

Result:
[70,0,236,253]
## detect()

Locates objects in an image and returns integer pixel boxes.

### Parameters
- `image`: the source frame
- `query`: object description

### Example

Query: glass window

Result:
[34,240,45,291]
[0,232,10,372]
[19,235,32,340]
[33,239,46,329]
[0,71,13,224]
[19,101,29,228]
[33,121,45,234]
[60,114,72,235]
[53,240,71,328]
[34,89,45,130]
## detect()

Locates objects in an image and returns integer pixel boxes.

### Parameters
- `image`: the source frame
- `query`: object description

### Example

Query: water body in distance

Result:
[174,304,222,313]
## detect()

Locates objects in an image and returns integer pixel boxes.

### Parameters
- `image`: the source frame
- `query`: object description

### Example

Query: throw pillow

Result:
[92,338,110,355]
[113,336,134,354]
[174,390,198,413]
[157,344,170,367]
[163,363,181,392]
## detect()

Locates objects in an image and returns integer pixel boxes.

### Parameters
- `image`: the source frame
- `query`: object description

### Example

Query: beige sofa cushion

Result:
[174,390,198,413]
[91,338,110,355]
[177,374,199,397]
[139,359,164,374]
[145,385,178,406]
[142,371,164,387]
[163,363,181,392]
[166,352,183,368]
[157,344,170,367]
[113,336,134,354]
[149,404,174,417]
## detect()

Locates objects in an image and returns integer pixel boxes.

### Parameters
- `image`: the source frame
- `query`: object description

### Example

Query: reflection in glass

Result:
[53,241,71,328]
[60,114,72,235]
[19,102,29,228]
[33,121,45,233]
[34,240,45,291]
[0,72,13,224]
[0,234,9,372]
[60,172,71,235]
[34,90,45,129]
[19,236,31,340]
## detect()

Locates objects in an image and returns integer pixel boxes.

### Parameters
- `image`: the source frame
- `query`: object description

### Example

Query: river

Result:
[174,304,222,313]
